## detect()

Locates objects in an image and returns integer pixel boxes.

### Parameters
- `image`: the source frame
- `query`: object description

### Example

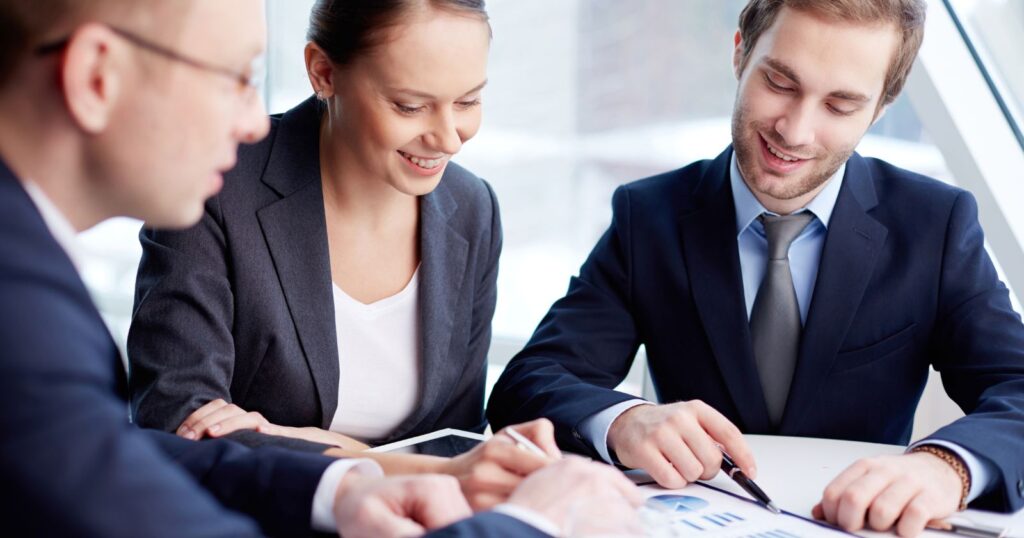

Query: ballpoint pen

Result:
[930,516,1007,538]
[504,426,558,458]
[719,449,780,514]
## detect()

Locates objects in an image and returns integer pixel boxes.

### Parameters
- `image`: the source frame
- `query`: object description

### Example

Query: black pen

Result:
[720,449,780,514]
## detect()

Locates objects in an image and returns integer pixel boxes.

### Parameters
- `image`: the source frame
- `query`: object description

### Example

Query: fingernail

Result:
[209,424,221,434]
[184,430,196,440]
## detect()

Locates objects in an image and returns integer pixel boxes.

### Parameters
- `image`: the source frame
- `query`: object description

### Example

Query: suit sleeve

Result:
[149,431,335,537]
[426,512,552,537]
[0,278,264,537]
[129,195,237,430]
[487,185,643,455]
[128,197,328,453]
[924,191,1024,512]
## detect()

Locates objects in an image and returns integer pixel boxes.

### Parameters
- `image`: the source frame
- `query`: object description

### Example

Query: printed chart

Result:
[640,484,851,537]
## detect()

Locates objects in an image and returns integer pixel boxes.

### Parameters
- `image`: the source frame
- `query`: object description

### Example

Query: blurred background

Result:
[80,0,1024,440]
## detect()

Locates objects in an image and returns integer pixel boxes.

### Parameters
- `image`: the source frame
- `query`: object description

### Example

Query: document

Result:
[639,483,853,537]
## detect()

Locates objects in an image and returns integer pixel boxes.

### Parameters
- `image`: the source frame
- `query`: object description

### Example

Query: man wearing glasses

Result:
[0,1,640,536]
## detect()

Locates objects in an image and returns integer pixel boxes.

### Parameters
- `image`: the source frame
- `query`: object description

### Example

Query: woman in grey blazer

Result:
[128,0,558,510]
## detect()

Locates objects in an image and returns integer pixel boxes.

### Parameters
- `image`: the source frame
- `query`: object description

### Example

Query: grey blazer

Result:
[128,96,502,448]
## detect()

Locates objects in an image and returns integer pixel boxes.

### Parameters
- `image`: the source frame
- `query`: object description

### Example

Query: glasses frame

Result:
[35,25,263,95]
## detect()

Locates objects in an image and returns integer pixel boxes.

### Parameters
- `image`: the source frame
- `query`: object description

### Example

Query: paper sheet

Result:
[638,483,853,537]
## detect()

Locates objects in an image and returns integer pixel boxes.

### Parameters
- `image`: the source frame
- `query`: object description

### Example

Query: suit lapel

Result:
[681,149,773,433]
[386,184,468,441]
[256,98,339,429]
[779,154,887,432]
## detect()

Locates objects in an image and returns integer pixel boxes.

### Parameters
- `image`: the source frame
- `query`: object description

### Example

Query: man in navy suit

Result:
[489,0,1024,535]
[0,1,640,536]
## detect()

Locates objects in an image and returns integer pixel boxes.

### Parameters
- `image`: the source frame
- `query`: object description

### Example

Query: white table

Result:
[677,435,1024,537]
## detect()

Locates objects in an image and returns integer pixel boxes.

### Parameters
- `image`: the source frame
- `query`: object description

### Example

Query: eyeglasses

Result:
[35,25,264,98]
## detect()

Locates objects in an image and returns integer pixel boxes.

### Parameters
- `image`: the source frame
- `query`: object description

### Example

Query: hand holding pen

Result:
[497,420,562,460]
[719,447,780,514]
[607,401,759,490]
[505,425,561,459]
[445,419,561,510]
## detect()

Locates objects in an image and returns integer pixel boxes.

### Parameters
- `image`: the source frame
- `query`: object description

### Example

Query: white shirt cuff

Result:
[310,458,385,532]
[578,399,653,464]
[906,440,994,502]
[492,503,561,537]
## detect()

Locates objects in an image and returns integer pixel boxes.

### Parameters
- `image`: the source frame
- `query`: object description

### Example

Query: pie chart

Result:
[647,494,711,513]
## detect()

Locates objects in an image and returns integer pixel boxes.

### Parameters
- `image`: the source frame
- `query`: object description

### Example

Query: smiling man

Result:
[488,0,1024,535]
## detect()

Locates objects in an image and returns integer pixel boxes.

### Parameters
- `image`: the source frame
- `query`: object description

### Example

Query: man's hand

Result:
[441,418,560,510]
[812,452,962,537]
[507,456,644,534]
[333,473,472,538]
[607,400,756,489]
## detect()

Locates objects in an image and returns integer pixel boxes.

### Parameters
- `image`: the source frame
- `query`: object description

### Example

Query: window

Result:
[948,0,1024,145]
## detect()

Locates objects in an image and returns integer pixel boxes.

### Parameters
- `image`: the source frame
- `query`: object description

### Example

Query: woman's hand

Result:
[176,399,369,450]
[440,418,561,511]
[176,399,269,440]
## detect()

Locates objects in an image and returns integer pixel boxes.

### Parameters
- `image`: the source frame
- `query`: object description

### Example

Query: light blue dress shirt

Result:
[731,156,843,324]
[579,154,992,501]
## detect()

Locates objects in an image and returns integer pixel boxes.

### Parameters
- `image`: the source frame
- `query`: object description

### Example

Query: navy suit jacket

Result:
[129,96,501,448]
[489,147,1024,511]
[0,159,543,538]
[0,159,333,537]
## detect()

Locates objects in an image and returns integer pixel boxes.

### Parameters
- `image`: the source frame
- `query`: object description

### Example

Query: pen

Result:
[719,449,780,514]
[504,426,554,458]
[929,517,1007,538]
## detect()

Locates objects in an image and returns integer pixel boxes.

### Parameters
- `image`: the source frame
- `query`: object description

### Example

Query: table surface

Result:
[672,435,1024,537]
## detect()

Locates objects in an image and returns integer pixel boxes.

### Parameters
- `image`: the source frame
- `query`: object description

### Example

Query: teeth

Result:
[767,144,800,162]
[401,151,443,170]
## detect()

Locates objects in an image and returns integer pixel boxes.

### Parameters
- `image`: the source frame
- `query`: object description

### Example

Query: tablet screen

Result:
[388,434,483,457]
[370,429,486,458]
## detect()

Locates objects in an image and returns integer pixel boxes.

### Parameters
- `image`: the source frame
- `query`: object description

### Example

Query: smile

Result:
[398,150,445,170]
[763,138,806,162]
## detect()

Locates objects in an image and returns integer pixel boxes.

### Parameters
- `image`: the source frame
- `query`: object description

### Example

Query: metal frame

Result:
[905,0,1024,306]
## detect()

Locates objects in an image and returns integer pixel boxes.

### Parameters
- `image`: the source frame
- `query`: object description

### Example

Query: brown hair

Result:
[736,0,926,107]
[308,0,490,66]
[0,0,167,90]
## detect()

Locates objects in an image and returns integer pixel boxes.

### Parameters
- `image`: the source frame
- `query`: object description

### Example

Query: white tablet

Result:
[367,428,486,457]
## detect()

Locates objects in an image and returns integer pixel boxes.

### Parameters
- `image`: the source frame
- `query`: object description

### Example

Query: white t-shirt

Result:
[328,269,422,440]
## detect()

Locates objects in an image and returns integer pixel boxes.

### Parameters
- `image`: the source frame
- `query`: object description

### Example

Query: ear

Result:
[732,30,744,80]
[60,24,123,134]
[304,42,336,100]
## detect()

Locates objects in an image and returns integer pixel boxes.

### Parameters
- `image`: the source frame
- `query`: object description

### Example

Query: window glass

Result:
[948,0,1024,136]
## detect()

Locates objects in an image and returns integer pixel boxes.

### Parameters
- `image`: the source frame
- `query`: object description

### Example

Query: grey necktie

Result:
[750,212,814,427]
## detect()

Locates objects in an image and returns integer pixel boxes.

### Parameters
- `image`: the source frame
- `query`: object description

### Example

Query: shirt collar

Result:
[22,179,82,270]
[730,152,846,237]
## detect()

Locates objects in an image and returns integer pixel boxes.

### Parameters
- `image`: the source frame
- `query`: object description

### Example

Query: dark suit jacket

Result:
[128,96,502,447]
[430,512,550,537]
[488,147,1024,511]
[0,159,334,537]
[0,156,546,538]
